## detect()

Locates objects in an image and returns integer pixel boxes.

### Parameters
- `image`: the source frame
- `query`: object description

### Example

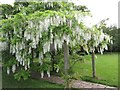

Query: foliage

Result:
[4,57,17,68]
[0,1,112,84]
[14,69,30,81]
[103,25,119,52]
[0,4,14,19]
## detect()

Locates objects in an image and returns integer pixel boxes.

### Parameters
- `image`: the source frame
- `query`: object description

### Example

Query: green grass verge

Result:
[72,53,118,87]
[2,71,64,88]
[2,53,118,88]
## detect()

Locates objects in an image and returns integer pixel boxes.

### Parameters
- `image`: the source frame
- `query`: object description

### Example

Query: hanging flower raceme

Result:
[99,31,105,43]
[7,67,10,75]
[0,42,7,51]
[41,71,44,78]
[39,52,43,65]
[84,33,91,41]
[86,25,112,54]
[47,71,50,77]
[12,64,16,73]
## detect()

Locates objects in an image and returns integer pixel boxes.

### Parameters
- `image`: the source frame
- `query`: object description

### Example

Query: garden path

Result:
[31,72,118,89]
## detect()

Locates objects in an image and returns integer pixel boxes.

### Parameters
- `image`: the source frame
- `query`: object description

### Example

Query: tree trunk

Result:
[92,50,96,78]
[31,48,34,64]
[50,42,56,71]
[63,40,69,75]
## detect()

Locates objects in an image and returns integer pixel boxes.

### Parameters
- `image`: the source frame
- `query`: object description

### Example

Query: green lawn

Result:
[2,53,118,88]
[2,71,64,88]
[72,53,118,87]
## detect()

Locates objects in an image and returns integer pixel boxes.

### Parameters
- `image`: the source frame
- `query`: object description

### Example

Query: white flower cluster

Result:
[48,34,70,52]
[92,34,100,47]
[56,68,59,73]
[51,16,63,26]
[25,15,67,50]
[72,25,111,54]
[74,13,83,24]
[41,71,44,78]
[24,31,31,41]
[0,42,7,51]
[91,30,111,54]
[99,32,105,43]
[39,52,43,65]
[62,34,70,45]
[9,41,31,71]
[43,41,51,54]
[40,70,51,78]
[75,26,84,38]
[54,37,63,51]
[12,64,16,73]
[6,9,112,77]
[7,14,68,74]
[10,41,25,54]
[84,33,91,42]
[47,71,50,77]
[104,34,111,43]
[7,67,10,75]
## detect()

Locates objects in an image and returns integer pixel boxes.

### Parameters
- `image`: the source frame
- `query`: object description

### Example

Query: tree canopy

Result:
[0,1,112,80]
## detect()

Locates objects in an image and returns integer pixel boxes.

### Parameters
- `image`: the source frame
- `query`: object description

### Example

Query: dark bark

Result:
[92,50,96,78]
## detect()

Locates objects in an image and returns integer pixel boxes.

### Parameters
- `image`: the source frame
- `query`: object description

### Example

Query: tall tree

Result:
[0,2,112,87]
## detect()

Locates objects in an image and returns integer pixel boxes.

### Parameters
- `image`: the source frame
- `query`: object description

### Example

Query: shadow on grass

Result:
[2,70,64,89]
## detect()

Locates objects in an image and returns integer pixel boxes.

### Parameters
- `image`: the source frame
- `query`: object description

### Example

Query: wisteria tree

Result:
[0,1,112,88]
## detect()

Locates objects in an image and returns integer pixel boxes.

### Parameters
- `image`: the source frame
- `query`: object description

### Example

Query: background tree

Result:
[103,25,118,52]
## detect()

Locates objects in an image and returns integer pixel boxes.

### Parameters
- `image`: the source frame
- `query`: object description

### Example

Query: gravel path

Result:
[71,80,117,89]
[31,72,118,89]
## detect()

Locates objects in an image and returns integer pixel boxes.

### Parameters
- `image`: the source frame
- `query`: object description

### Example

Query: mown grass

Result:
[72,53,118,87]
[2,71,64,88]
[2,53,118,88]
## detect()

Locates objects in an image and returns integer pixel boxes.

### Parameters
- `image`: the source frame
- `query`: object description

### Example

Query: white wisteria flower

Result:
[47,71,50,77]
[12,64,16,73]
[41,71,44,78]
[7,67,10,75]
[56,68,59,73]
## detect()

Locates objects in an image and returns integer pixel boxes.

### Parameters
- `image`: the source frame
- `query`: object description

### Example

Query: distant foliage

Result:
[103,26,119,52]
